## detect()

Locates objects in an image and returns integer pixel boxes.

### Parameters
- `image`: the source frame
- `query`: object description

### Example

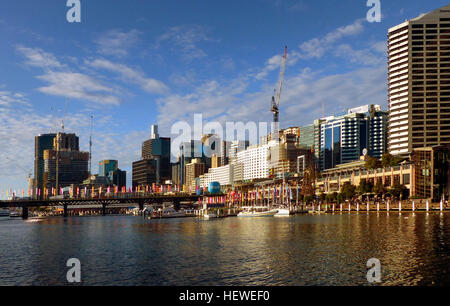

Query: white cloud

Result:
[156,25,217,61]
[36,71,120,105]
[0,90,30,107]
[16,46,122,105]
[16,45,64,69]
[95,29,141,57]
[299,19,365,59]
[88,58,169,95]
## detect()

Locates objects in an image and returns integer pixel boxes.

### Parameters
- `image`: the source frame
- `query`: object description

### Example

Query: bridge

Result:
[0,194,212,219]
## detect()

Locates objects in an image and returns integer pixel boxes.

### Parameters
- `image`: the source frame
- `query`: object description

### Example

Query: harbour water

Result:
[0,213,449,286]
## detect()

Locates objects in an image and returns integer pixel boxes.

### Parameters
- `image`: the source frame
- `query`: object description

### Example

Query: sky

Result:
[0,0,449,195]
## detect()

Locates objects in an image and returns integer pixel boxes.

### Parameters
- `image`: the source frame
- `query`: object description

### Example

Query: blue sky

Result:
[0,0,449,195]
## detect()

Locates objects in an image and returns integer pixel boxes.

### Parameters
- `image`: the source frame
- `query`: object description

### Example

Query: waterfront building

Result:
[229,140,249,164]
[237,142,276,181]
[369,106,389,158]
[43,148,89,189]
[98,160,126,188]
[132,125,171,187]
[319,105,387,170]
[320,112,369,170]
[34,133,56,191]
[388,5,450,156]
[99,160,118,177]
[316,145,450,201]
[201,164,234,188]
[299,124,315,148]
[39,132,89,190]
[132,159,157,187]
[185,159,205,190]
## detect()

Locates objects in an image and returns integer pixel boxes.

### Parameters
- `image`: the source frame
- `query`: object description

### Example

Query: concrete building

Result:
[237,142,276,181]
[229,140,249,164]
[132,125,171,187]
[43,149,89,189]
[388,5,450,155]
[40,133,89,190]
[201,164,234,188]
[316,145,450,201]
[99,160,126,188]
[185,159,205,191]
[319,105,387,170]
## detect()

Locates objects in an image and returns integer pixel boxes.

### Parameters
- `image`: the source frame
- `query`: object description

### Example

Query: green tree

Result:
[341,182,356,200]
[389,183,407,199]
[381,153,404,168]
[358,179,374,195]
[373,180,385,197]
[325,192,337,203]
[365,157,382,170]
[336,193,344,204]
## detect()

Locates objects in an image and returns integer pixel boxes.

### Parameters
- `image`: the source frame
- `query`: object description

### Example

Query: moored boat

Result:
[237,209,278,217]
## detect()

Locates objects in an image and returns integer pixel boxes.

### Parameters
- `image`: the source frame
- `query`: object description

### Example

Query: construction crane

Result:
[89,115,93,175]
[5,157,32,179]
[271,46,288,125]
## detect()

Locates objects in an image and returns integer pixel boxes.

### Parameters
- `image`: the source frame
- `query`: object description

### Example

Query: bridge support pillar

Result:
[102,204,107,216]
[63,204,68,218]
[174,200,181,211]
[22,206,29,220]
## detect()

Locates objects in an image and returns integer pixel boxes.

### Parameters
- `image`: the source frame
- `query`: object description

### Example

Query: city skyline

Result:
[1,0,449,194]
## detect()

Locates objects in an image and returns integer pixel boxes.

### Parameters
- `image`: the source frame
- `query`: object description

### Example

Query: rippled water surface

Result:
[0,213,449,285]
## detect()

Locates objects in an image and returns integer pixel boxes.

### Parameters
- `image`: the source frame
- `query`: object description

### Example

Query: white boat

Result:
[204,213,218,219]
[155,207,188,218]
[237,209,278,217]
[274,208,292,217]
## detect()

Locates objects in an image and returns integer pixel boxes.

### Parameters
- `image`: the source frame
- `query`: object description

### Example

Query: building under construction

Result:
[42,133,89,189]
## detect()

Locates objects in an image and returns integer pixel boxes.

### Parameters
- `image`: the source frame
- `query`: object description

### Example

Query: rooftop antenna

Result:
[61,98,69,133]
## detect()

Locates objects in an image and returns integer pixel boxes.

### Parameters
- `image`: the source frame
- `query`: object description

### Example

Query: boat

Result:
[274,207,293,217]
[9,211,21,218]
[203,212,218,219]
[237,209,278,217]
[153,207,189,218]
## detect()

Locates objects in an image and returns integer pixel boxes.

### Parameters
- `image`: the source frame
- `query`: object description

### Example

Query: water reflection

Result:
[0,213,449,285]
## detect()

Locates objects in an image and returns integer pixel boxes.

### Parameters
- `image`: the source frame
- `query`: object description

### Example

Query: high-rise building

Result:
[34,133,56,191]
[229,140,249,164]
[185,159,205,190]
[132,159,157,187]
[369,106,389,158]
[299,124,315,148]
[42,135,89,189]
[388,5,450,155]
[98,160,126,188]
[132,125,171,187]
[318,105,388,170]
[99,160,118,177]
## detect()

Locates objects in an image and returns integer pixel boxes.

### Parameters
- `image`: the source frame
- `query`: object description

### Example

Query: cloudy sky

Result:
[0,0,448,195]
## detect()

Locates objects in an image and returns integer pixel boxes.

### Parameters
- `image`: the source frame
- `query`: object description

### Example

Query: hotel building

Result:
[388,5,450,155]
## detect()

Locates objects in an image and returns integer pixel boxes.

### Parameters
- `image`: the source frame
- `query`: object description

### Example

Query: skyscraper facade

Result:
[132,125,171,187]
[34,133,56,191]
[388,5,450,155]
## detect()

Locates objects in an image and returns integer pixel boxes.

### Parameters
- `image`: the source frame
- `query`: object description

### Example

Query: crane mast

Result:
[271,46,287,124]
[89,115,93,176]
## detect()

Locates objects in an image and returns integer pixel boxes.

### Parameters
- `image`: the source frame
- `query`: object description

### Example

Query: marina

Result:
[0,213,449,286]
